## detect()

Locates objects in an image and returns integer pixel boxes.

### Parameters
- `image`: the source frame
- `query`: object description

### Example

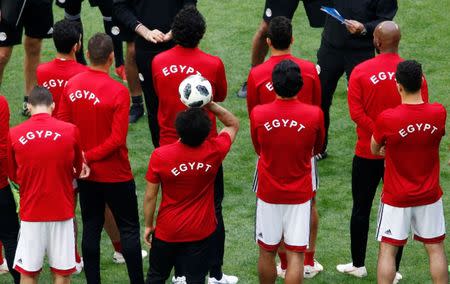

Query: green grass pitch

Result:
[1,0,449,283]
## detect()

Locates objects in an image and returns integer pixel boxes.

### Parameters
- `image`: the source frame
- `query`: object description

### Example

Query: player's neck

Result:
[401,92,423,105]
[380,47,398,54]
[31,107,52,116]
[271,48,291,57]
[90,65,110,73]
[56,52,76,61]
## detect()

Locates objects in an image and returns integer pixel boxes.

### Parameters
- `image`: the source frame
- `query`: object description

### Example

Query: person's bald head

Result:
[373,21,401,54]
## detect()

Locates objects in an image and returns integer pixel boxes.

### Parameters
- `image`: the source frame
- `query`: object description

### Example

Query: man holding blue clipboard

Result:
[315,0,397,160]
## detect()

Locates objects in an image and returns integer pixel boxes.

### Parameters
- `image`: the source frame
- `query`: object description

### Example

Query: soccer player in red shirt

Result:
[37,19,87,117]
[58,33,144,284]
[246,16,323,279]
[338,21,429,279]
[144,102,239,283]
[8,86,87,284]
[250,60,324,284]
[151,7,236,284]
[371,60,448,284]
[0,95,20,284]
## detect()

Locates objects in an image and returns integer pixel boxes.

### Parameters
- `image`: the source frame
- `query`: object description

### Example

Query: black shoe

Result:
[21,102,30,117]
[129,103,144,123]
[236,81,247,98]
[315,150,328,161]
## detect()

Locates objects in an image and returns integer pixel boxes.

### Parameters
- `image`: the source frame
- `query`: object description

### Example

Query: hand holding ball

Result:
[179,75,212,108]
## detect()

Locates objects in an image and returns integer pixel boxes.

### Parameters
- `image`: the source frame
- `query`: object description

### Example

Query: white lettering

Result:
[265,82,274,91]
[370,75,379,85]
[68,89,101,106]
[398,122,440,138]
[264,122,272,131]
[160,65,202,77]
[399,129,407,137]
[17,130,62,145]
[171,168,180,176]
[171,162,213,176]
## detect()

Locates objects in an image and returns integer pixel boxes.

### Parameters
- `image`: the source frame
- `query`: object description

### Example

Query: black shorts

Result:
[147,235,211,284]
[0,0,53,46]
[263,0,300,22]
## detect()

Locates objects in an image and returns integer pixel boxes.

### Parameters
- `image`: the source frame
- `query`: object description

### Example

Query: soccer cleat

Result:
[304,259,324,279]
[208,273,239,284]
[171,276,187,284]
[115,65,127,82]
[129,103,144,123]
[0,259,8,274]
[21,102,31,117]
[393,272,403,284]
[74,258,83,274]
[113,250,148,264]
[315,149,328,161]
[276,263,286,279]
[336,262,367,278]
[236,82,247,98]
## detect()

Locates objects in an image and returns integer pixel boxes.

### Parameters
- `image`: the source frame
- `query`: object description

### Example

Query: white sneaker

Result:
[0,259,8,275]
[304,259,324,279]
[276,263,286,279]
[74,258,83,274]
[336,262,367,278]
[393,272,403,284]
[113,250,148,264]
[208,273,239,284]
[171,276,187,284]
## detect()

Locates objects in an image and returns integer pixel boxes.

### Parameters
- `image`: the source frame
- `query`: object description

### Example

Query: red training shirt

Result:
[146,132,232,242]
[373,103,446,207]
[348,53,429,159]
[152,45,227,146]
[37,58,88,116]
[246,54,321,116]
[0,96,9,189]
[58,68,133,182]
[8,113,83,221]
[250,99,325,204]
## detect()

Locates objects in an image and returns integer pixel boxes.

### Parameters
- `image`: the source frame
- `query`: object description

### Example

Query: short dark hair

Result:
[172,6,206,48]
[29,86,53,107]
[268,16,292,50]
[175,108,211,147]
[88,33,113,65]
[272,59,303,98]
[396,60,423,93]
[53,20,81,54]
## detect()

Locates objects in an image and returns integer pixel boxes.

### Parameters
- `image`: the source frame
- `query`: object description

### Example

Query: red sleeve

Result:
[36,65,44,86]
[213,132,232,159]
[372,113,387,145]
[421,76,429,103]
[213,59,227,102]
[314,109,325,155]
[249,110,261,155]
[145,151,161,184]
[312,67,322,107]
[84,88,130,163]
[56,84,71,122]
[0,97,9,163]
[246,72,258,117]
[348,71,374,133]
[7,134,18,183]
[72,126,83,178]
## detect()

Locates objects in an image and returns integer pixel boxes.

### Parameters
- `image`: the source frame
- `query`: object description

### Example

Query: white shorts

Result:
[252,157,319,193]
[376,198,446,246]
[14,219,76,276]
[255,198,311,252]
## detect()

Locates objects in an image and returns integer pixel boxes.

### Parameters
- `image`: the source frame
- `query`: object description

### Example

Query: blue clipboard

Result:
[320,6,345,24]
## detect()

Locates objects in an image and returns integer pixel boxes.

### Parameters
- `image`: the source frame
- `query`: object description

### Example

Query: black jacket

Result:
[0,0,26,28]
[322,0,397,49]
[113,0,196,50]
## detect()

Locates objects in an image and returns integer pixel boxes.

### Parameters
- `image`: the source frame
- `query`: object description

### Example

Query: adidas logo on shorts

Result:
[385,229,392,235]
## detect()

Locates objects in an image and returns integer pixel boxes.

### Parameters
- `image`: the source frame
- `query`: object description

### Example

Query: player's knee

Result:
[256,21,269,38]
[0,49,12,66]
[24,38,42,57]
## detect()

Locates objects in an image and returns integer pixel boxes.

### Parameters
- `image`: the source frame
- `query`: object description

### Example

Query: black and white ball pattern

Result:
[179,75,213,108]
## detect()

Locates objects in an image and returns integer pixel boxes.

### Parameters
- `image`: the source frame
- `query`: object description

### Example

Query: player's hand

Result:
[379,146,386,157]
[79,163,90,179]
[144,226,154,247]
[136,25,165,43]
[162,31,173,42]
[344,20,365,35]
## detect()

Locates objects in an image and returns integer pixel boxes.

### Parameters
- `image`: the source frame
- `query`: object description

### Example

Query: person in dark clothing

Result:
[316,0,398,159]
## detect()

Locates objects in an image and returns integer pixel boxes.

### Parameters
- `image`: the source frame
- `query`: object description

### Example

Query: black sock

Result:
[23,96,28,103]
[131,96,143,105]
[209,267,222,280]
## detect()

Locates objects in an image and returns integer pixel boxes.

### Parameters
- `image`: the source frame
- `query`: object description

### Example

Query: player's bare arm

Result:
[370,136,384,156]
[143,181,159,247]
[205,102,240,142]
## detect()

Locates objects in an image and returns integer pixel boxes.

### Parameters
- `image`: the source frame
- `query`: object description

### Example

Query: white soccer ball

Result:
[178,74,212,108]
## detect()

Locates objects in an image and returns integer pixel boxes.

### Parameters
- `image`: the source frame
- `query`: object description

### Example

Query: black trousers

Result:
[135,47,173,148]
[317,41,374,149]
[78,179,144,284]
[146,236,211,284]
[351,156,403,269]
[0,185,20,284]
